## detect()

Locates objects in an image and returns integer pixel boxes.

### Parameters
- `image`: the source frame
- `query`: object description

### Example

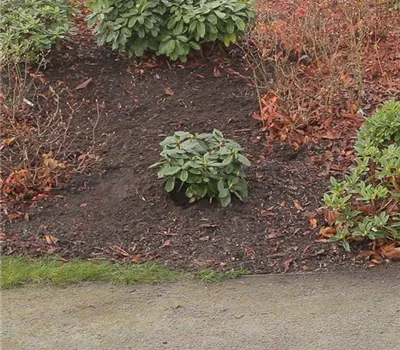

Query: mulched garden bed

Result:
[2,23,391,274]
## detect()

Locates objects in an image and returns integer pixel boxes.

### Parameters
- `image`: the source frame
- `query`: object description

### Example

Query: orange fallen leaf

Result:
[267,230,279,239]
[356,250,376,260]
[381,244,400,260]
[131,254,143,264]
[293,200,305,211]
[320,227,336,238]
[1,137,16,145]
[44,235,59,244]
[325,210,341,226]
[310,217,318,229]
[7,213,20,220]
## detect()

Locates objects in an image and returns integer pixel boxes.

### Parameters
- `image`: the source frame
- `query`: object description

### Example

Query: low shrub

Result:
[0,0,74,65]
[323,100,400,250]
[151,130,250,207]
[87,0,255,61]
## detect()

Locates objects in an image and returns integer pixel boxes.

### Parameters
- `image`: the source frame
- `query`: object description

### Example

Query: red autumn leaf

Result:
[261,209,275,217]
[283,258,293,272]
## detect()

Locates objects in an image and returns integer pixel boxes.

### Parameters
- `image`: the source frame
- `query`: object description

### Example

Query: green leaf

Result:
[219,193,231,207]
[128,16,137,28]
[173,20,184,35]
[226,19,235,34]
[237,154,251,166]
[158,166,181,177]
[165,177,175,192]
[196,21,206,38]
[222,33,236,46]
[221,155,233,166]
[189,41,201,50]
[234,17,246,31]
[180,170,189,182]
[207,13,218,25]
[219,188,229,198]
[342,240,351,251]
[214,10,227,19]
[217,179,225,193]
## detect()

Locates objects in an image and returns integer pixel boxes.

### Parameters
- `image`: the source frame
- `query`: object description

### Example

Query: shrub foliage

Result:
[324,100,400,250]
[0,0,73,65]
[87,0,255,61]
[151,130,250,207]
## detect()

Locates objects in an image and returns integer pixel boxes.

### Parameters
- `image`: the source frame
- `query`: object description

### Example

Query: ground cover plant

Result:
[323,100,400,260]
[87,0,255,61]
[0,0,74,66]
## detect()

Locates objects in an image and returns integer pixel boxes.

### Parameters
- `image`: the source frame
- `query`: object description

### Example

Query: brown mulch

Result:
[1,12,389,273]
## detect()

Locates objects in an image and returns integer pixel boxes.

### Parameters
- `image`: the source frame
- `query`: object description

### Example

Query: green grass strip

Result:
[0,256,186,289]
[1,256,249,289]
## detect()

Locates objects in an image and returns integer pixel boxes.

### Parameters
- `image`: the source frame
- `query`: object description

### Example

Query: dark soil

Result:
[2,28,368,274]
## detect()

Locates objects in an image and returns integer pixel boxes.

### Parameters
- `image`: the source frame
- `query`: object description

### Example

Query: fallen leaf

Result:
[261,209,275,217]
[325,210,341,226]
[267,230,278,239]
[213,66,221,77]
[164,87,175,96]
[162,239,171,247]
[80,203,87,207]
[293,200,305,211]
[355,250,376,260]
[44,235,59,244]
[1,137,16,145]
[244,247,255,256]
[75,78,93,90]
[131,254,143,264]
[310,217,318,229]
[7,213,20,220]
[110,245,130,257]
[283,258,293,272]
[320,227,336,238]
[381,244,400,260]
